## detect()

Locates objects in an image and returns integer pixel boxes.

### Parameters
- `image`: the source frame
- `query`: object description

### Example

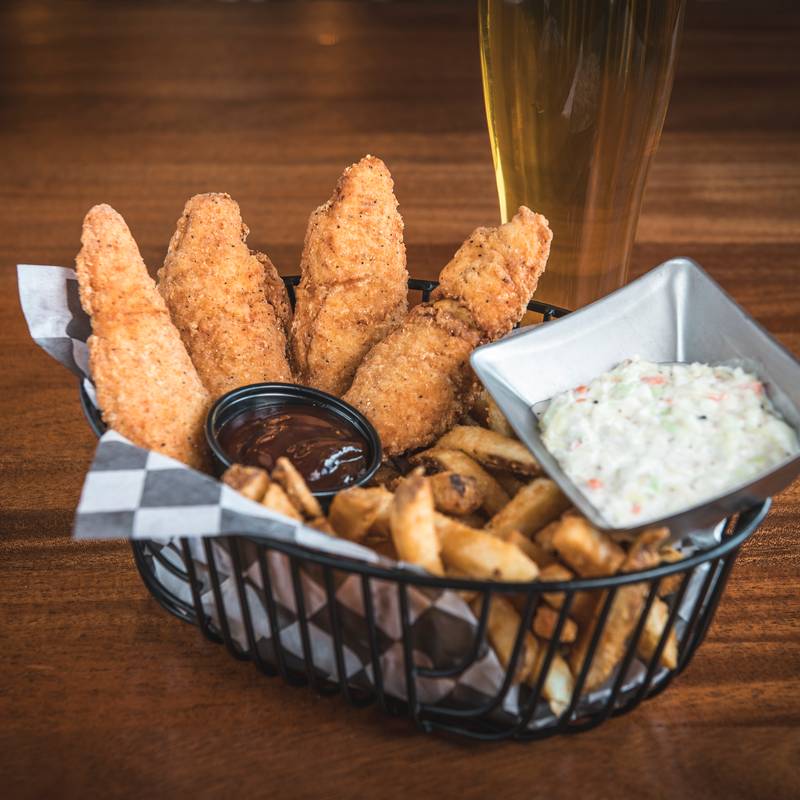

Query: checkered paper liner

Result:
[18,263,720,725]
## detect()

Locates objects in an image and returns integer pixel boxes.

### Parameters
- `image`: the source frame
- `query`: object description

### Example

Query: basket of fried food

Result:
[69,154,765,740]
[134,390,764,742]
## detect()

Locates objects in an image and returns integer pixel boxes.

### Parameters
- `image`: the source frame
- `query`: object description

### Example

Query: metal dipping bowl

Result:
[205,381,382,500]
[472,258,800,537]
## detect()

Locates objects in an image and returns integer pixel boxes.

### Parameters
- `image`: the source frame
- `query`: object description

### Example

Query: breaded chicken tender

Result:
[344,300,482,456]
[290,155,408,396]
[432,205,552,339]
[256,251,292,339]
[76,205,211,469]
[158,193,292,399]
[344,207,552,455]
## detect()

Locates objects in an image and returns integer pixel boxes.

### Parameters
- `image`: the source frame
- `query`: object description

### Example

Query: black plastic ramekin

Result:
[205,382,382,499]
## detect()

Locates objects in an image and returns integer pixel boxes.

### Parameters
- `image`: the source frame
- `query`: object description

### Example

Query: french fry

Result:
[658,545,686,597]
[570,592,602,626]
[428,471,482,515]
[470,389,491,426]
[536,562,599,623]
[453,511,488,529]
[436,425,540,476]
[369,538,397,560]
[477,595,538,683]
[551,514,626,577]
[637,597,679,670]
[390,472,444,576]
[486,395,516,439]
[608,524,671,546]
[501,529,541,561]
[221,464,269,502]
[410,448,510,516]
[569,528,668,691]
[533,521,560,557]
[527,647,574,715]
[658,575,683,598]
[660,545,684,562]
[471,388,516,439]
[533,605,578,643]
[435,513,539,582]
[368,461,401,488]
[539,522,597,629]
[500,530,555,567]
[329,486,393,542]
[538,563,575,609]
[262,483,303,521]
[445,568,480,604]
[488,468,525,498]
[487,478,571,538]
[308,516,337,536]
[272,457,323,519]
[607,532,638,544]
[538,562,573,582]
[385,474,403,492]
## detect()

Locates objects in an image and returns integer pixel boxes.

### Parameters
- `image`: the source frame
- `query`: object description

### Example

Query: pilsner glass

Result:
[479,0,685,309]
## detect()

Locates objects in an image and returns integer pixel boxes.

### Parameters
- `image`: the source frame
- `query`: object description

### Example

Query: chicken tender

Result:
[344,207,552,455]
[432,205,552,339]
[76,204,210,469]
[256,251,292,339]
[344,300,481,455]
[158,193,292,399]
[290,155,408,396]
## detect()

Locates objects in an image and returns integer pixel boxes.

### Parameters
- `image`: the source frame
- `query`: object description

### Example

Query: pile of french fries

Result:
[221,389,685,714]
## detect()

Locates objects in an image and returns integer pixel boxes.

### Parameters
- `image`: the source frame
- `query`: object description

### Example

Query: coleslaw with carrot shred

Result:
[539,357,799,526]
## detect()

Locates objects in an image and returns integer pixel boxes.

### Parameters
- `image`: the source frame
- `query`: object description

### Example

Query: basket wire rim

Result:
[229,502,766,591]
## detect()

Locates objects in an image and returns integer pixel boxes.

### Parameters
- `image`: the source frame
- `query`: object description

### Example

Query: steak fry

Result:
[570,528,669,691]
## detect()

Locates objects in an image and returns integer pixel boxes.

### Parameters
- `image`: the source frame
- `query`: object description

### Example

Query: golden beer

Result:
[479,0,685,309]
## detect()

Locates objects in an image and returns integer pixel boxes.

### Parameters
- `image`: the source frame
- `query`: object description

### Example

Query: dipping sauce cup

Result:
[206,383,382,500]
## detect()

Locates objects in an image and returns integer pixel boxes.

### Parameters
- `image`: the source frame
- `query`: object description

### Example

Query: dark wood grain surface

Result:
[1,2,798,798]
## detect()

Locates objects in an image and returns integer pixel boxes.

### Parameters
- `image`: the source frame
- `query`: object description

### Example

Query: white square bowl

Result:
[471,258,800,535]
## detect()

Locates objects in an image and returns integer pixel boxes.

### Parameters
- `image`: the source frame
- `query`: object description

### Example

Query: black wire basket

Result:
[79,277,769,741]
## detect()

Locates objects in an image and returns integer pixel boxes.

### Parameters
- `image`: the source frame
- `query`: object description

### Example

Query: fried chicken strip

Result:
[344,207,552,455]
[76,205,210,469]
[432,205,553,340]
[345,300,482,456]
[256,251,292,339]
[158,193,292,399]
[290,155,408,396]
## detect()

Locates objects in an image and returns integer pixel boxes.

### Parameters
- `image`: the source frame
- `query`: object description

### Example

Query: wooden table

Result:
[2,2,798,797]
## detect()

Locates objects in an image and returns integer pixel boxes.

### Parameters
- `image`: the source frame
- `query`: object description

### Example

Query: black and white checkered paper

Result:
[18,263,718,725]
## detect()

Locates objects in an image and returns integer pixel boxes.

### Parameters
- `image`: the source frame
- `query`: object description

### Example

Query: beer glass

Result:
[479,0,685,309]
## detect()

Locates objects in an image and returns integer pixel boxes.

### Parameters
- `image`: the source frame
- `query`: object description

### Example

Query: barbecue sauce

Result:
[218,403,369,492]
